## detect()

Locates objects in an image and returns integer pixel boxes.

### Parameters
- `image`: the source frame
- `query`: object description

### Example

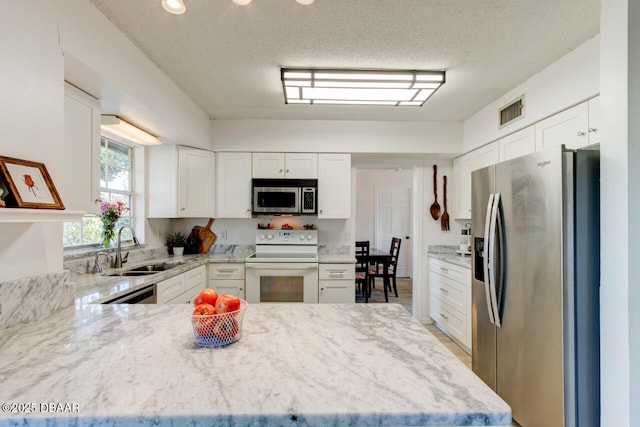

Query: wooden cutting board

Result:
[194,218,216,253]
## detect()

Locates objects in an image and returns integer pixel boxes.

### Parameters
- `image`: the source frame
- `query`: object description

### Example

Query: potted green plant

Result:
[166,231,189,256]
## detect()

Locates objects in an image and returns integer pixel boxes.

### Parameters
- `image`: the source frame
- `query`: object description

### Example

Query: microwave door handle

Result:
[483,193,496,325]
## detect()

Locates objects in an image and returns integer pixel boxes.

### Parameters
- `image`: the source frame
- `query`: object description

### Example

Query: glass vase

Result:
[102,224,115,248]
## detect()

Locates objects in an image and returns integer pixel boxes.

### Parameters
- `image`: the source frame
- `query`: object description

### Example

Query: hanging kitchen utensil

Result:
[194,218,217,253]
[430,164,441,220]
[441,175,450,231]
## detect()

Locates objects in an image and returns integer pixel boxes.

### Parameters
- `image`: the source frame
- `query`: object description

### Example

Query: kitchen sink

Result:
[127,262,184,272]
[105,262,185,277]
[106,270,159,277]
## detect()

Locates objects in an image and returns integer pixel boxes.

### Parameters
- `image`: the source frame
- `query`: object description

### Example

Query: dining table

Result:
[356,247,393,303]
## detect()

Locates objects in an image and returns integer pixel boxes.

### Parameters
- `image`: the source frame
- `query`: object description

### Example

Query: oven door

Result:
[253,186,300,214]
[245,262,318,303]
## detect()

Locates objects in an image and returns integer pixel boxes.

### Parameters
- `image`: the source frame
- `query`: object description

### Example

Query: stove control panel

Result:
[256,229,317,245]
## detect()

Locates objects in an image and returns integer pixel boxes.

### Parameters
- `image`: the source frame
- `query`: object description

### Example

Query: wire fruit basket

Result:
[186,300,248,348]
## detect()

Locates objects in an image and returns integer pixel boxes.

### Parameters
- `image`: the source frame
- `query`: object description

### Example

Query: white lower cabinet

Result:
[318,263,355,303]
[157,265,207,304]
[429,258,471,353]
[208,263,245,299]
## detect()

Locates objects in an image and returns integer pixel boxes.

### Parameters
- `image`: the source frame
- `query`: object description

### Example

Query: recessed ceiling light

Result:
[296,0,314,4]
[232,0,252,4]
[161,0,186,14]
[281,68,446,106]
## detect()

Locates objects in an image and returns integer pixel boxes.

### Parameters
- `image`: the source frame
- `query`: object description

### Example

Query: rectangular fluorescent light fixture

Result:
[100,115,162,146]
[281,68,445,106]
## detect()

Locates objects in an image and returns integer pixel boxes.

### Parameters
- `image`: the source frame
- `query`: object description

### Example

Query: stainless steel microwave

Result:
[252,178,317,215]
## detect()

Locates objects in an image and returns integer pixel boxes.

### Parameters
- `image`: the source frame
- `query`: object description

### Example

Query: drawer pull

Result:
[439,267,449,272]
[440,313,449,320]
[216,269,237,274]
[439,287,449,294]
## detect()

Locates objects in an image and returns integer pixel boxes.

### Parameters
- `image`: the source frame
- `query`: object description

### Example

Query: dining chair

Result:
[368,237,401,299]
[355,240,370,300]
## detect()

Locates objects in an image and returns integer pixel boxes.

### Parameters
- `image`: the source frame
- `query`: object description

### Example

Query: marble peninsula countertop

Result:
[0,303,510,426]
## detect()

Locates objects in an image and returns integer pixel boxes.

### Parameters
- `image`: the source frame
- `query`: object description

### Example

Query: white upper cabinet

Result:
[535,102,590,151]
[148,145,215,218]
[252,153,318,178]
[216,152,252,218]
[587,96,600,145]
[452,142,499,219]
[317,153,351,219]
[63,83,100,214]
[498,126,536,162]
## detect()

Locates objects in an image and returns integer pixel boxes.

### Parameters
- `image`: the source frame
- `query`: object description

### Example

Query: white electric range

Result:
[245,230,318,303]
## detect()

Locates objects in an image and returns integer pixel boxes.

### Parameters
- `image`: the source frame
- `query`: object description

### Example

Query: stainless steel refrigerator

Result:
[471,146,600,427]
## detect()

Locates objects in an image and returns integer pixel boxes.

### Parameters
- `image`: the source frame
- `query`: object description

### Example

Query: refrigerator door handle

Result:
[483,193,496,325]
[487,192,502,328]
[493,193,506,328]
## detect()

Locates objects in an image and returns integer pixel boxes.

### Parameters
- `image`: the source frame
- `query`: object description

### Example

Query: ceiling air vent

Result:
[499,95,524,128]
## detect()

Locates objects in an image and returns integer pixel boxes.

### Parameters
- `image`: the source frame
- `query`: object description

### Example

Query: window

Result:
[63,138,134,247]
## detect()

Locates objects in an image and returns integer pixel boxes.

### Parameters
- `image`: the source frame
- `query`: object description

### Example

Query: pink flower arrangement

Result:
[100,201,129,247]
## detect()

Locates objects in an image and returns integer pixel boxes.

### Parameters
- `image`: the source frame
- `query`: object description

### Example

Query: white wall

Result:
[0,1,64,282]
[600,1,639,425]
[463,35,600,152]
[59,0,210,149]
[211,119,463,154]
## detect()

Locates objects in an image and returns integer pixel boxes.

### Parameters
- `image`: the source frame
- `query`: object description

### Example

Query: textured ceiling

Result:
[89,0,599,122]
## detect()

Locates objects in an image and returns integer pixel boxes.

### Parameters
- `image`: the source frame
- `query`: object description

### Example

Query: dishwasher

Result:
[101,284,157,304]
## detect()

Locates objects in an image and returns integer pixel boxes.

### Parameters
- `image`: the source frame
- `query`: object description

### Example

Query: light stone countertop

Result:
[318,253,356,263]
[73,250,252,305]
[73,254,211,304]
[428,245,472,269]
[0,303,510,426]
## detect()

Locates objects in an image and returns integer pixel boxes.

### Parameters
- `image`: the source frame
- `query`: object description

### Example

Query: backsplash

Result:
[64,246,169,276]
[0,270,74,329]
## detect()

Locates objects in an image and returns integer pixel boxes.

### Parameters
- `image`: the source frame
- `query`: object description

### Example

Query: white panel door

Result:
[375,186,411,277]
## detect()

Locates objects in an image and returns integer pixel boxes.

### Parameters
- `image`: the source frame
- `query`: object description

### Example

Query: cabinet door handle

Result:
[286,169,290,173]
[577,131,586,137]
[440,267,449,272]
[279,169,283,173]
[589,127,598,133]
[440,287,449,294]
[440,313,449,320]
[181,207,186,211]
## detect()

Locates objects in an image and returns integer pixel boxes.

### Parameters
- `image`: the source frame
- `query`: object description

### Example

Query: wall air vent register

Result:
[499,95,525,128]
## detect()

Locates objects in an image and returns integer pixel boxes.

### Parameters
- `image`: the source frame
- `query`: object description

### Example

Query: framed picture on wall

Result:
[0,156,65,209]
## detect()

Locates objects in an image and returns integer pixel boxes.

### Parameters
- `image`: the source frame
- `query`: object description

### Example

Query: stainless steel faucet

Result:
[114,224,140,269]
[92,252,110,274]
